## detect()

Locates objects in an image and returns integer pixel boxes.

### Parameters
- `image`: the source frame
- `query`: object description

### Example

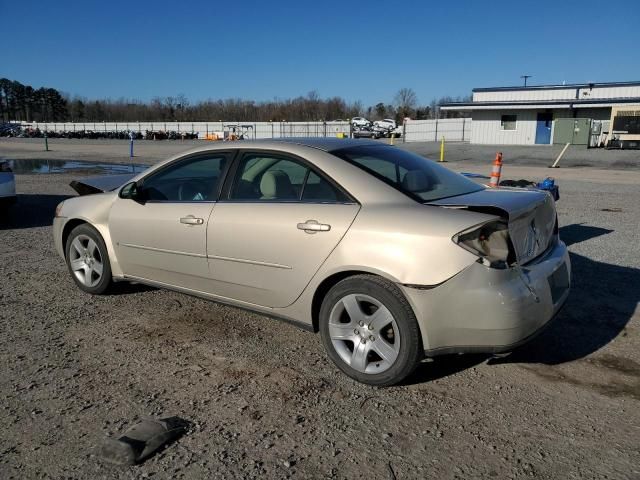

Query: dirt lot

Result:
[1,139,639,479]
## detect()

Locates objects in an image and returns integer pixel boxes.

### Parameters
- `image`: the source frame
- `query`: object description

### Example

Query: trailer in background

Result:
[607,105,640,149]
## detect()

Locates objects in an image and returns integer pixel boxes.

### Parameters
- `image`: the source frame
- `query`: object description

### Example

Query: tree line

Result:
[0,78,68,122]
[0,78,470,124]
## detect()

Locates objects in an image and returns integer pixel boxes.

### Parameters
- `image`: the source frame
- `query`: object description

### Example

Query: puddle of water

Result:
[8,159,148,175]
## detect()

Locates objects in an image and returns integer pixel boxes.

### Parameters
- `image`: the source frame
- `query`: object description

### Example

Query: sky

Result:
[2,0,639,106]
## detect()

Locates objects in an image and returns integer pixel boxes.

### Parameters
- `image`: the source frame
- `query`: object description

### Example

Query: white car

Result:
[0,160,16,207]
[373,118,397,130]
[351,117,371,127]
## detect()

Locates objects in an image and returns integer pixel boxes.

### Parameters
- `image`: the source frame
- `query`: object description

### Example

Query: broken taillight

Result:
[453,220,516,269]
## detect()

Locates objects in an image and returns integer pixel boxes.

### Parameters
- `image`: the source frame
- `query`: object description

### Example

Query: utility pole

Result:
[520,75,532,87]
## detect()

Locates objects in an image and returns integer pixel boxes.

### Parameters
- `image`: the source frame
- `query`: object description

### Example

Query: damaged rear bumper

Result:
[401,239,571,356]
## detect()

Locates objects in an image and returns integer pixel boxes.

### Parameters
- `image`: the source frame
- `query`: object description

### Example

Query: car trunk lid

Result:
[428,187,557,265]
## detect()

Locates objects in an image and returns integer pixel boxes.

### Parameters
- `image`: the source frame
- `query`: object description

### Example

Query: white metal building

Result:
[441,81,640,145]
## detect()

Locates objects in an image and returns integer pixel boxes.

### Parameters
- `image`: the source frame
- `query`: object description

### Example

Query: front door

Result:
[109,152,231,291]
[535,112,553,144]
[206,152,360,308]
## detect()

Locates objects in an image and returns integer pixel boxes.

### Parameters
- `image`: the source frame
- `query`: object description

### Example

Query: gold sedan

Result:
[54,138,570,386]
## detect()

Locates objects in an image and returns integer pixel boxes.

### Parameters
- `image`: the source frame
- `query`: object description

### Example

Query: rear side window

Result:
[302,171,343,202]
[229,153,349,203]
[333,145,483,202]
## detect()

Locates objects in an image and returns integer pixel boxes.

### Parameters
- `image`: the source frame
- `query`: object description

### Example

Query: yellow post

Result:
[439,136,446,162]
[389,133,394,145]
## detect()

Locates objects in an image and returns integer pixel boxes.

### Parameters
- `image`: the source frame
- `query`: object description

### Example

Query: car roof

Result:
[148,138,384,170]
[269,137,380,152]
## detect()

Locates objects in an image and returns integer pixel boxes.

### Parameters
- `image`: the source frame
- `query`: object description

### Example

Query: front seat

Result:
[260,170,296,200]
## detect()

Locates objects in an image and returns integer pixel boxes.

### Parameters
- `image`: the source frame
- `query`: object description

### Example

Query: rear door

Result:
[206,151,360,308]
[109,152,232,291]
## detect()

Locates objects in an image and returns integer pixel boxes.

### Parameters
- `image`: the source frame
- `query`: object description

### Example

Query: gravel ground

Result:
[1,139,639,479]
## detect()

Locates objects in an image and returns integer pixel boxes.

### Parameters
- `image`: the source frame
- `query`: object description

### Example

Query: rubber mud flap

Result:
[99,416,190,465]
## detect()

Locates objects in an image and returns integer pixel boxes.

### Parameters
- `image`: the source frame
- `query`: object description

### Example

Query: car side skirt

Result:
[119,274,315,332]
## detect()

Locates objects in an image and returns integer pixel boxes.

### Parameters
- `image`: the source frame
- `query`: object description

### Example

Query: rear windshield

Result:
[333,145,484,202]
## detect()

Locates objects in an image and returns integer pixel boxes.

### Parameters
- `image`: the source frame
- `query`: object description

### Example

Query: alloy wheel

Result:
[328,293,400,374]
[69,234,104,288]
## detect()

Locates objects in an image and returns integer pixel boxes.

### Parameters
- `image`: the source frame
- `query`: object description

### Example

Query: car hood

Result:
[70,174,136,196]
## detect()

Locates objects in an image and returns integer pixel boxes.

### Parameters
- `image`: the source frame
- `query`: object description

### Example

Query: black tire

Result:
[65,223,113,294]
[319,274,423,386]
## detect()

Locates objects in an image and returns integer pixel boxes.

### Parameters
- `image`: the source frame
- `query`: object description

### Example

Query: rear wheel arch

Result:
[311,269,407,333]
[317,273,424,386]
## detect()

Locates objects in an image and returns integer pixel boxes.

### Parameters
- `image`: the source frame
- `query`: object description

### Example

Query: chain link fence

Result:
[403,118,471,142]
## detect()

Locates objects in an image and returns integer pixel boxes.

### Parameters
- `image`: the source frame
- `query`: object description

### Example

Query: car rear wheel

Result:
[319,275,423,386]
[65,223,113,294]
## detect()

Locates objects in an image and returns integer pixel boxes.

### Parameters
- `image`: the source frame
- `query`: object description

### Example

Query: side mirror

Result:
[119,181,145,202]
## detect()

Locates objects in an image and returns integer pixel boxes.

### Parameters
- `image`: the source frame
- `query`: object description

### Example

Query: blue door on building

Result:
[535,112,553,144]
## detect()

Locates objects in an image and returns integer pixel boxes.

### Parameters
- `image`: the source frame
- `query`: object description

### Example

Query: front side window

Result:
[501,115,517,130]
[141,155,228,202]
[333,145,483,202]
[229,153,348,203]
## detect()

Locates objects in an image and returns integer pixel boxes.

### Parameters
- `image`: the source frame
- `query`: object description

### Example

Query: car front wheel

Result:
[319,275,423,386]
[65,223,113,294]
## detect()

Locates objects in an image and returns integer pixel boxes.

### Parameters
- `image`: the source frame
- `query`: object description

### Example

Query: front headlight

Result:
[453,220,516,269]
[55,201,65,217]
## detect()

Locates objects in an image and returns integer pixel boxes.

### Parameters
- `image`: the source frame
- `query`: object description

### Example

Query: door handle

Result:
[180,215,204,226]
[297,219,331,234]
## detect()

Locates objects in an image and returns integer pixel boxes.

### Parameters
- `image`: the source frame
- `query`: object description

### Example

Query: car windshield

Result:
[333,145,484,202]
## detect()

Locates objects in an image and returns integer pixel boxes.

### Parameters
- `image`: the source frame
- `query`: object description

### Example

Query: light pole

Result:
[521,75,532,87]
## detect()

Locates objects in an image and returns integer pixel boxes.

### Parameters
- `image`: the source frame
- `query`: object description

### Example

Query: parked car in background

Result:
[54,138,570,386]
[0,160,16,207]
[351,117,371,127]
[373,118,397,130]
[352,126,384,139]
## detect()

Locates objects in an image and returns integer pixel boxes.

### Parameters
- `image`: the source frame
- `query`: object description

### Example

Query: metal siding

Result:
[470,110,538,145]
[473,85,640,103]
[473,89,577,102]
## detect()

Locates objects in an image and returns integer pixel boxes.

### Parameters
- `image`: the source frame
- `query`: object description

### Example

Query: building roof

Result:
[441,97,640,111]
[442,80,640,111]
[472,80,640,93]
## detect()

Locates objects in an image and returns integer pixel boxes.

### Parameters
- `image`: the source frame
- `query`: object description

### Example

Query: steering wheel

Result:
[178,179,209,201]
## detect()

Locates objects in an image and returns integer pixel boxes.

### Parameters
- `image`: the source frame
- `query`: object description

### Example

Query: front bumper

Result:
[402,239,571,355]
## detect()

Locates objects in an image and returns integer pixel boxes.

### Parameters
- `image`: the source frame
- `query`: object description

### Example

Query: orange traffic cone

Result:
[489,152,503,188]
